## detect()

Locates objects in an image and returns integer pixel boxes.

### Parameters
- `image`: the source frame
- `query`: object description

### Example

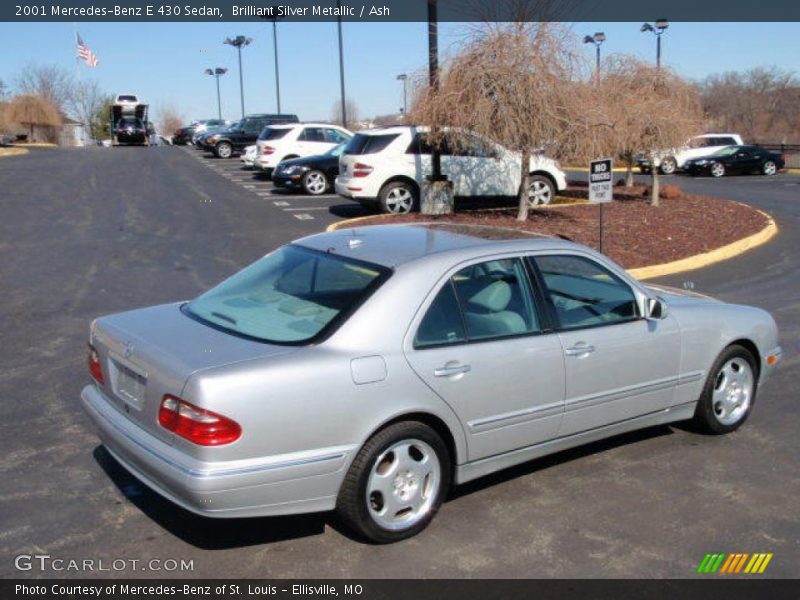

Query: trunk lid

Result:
[90,302,295,443]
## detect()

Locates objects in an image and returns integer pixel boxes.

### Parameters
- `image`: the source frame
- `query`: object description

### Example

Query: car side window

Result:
[300,127,325,142]
[325,128,350,144]
[242,119,262,133]
[534,255,639,330]
[414,282,467,348]
[452,258,540,340]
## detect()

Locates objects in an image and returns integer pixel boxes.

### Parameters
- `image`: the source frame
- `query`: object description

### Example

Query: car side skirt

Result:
[455,402,696,485]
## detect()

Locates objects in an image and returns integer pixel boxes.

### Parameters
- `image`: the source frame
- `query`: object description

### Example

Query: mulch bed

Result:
[346,183,770,270]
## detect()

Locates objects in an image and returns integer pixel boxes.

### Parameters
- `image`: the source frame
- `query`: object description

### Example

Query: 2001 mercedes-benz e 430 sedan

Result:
[82,224,781,543]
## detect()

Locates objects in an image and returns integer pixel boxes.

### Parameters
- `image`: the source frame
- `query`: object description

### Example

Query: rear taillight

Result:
[88,344,104,384]
[352,162,373,177]
[262,145,275,155]
[158,395,241,446]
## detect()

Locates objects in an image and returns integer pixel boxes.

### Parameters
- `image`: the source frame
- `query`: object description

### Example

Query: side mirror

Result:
[645,297,668,320]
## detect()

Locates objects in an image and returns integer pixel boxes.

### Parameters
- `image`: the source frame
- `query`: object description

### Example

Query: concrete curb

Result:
[327,207,778,281]
[0,147,29,157]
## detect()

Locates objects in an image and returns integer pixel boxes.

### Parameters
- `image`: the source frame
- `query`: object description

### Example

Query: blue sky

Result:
[0,22,798,124]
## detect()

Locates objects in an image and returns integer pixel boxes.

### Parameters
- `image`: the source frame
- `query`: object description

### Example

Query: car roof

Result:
[269,122,339,129]
[696,133,741,138]
[295,223,579,268]
[356,125,424,136]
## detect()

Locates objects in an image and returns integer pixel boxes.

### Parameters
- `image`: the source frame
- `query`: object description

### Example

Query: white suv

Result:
[639,133,745,175]
[254,123,352,174]
[335,126,567,214]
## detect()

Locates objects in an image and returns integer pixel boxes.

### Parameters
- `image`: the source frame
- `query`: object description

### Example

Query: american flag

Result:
[76,34,99,68]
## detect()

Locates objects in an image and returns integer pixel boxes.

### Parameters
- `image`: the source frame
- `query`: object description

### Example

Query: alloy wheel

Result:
[711,163,725,177]
[366,439,442,531]
[763,161,777,176]
[304,171,327,195]
[711,358,754,426]
[527,179,553,207]
[385,187,414,213]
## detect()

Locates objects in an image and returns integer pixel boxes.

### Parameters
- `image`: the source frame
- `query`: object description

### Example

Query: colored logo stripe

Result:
[697,553,773,574]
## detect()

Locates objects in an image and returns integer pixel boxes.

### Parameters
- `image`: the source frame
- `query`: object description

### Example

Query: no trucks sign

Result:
[589,158,613,203]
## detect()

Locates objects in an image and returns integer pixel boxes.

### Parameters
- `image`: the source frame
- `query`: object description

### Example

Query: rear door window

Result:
[325,128,351,144]
[344,133,401,155]
[299,127,326,142]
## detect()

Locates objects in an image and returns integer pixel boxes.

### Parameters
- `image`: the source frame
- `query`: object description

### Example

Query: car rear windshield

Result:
[258,127,292,141]
[344,133,400,155]
[117,95,137,102]
[183,245,390,344]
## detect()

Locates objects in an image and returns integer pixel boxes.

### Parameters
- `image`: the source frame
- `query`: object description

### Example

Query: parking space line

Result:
[293,213,314,220]
[284,207,330,211]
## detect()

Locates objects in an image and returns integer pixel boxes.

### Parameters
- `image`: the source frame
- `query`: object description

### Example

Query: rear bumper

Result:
[335,177,377,201]
[81,384,350,518]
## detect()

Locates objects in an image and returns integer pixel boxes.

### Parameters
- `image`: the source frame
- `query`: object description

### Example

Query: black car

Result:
[271,143,346,195]
[205,114,299,158]
[173,119,227,145]
[113,116,147,145]
[684,145,785,177]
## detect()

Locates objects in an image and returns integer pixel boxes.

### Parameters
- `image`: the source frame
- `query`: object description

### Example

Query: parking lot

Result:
[1,145,798,578]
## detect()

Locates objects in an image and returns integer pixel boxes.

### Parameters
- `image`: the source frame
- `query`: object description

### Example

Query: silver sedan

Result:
[82,224,782,543]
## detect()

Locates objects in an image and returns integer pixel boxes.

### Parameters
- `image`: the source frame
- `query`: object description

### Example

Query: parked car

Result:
[240,145,258,169]
[272,143,347,196]
[114,94,140,108]
[253,123,352,175]
[637,133,745,175]
[684,145,785,177]
[206,114,299,158]
[271,143,347,194]
[79,223,781,543]
[335,126,567,214]
[173,119,228,146]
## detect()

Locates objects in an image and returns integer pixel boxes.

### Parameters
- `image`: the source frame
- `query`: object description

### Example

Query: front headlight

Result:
[283,165,307,175]
[695,159,709,165]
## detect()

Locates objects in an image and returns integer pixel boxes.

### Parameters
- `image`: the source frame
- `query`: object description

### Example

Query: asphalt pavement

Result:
[0,147,797,578]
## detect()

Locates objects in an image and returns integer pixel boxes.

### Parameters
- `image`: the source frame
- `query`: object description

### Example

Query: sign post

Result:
[589,158,613,253]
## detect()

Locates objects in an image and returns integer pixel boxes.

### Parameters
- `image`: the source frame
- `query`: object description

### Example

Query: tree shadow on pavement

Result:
[92,446,328,550]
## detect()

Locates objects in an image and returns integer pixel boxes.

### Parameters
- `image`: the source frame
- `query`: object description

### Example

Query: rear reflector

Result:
[352,162,373,177]
[88,344,104,384]
[158,395,242,446]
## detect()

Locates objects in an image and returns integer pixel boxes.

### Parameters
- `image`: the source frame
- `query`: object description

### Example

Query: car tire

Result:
[302,170,329,195]
[659,157,677,175]
[336,421,451,544]
[710,162,726,178]
[691,344,758,435]
[215,142,233,159]
[379,181,418,214]
[762,161,777,176]
[526,175,555,207]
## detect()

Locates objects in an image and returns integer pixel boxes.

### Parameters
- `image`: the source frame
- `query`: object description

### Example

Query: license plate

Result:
[111,358,147,408]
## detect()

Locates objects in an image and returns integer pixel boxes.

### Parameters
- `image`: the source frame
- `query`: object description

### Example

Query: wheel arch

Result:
[380,175,420,197]
[725,338,762,380]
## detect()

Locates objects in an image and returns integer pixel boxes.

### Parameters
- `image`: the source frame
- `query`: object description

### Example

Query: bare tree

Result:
[329,98,359,127]
[412,22,590,220]
[67,79,107,140]
[15,64,74,112]
[155,103,185,136]
[0,79,8,101]
[5,94,62,141]
[699,66,800,142]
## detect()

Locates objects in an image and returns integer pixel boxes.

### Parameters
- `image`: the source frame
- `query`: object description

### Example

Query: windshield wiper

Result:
[211,311,238,325]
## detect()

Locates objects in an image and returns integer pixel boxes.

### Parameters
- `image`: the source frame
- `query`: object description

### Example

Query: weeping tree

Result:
[411,22,590,221]
[592,57,702,205]
[5,94,62,141]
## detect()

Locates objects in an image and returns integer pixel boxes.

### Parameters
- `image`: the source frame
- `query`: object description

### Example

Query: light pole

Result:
[582,32,606,78]
[336,0,347,128]
[427,0,443,181]
[224,35,253,117]
[396,73,408,115]
[261,12,283,113]
[204,67,227,120]
[640,19,669,68]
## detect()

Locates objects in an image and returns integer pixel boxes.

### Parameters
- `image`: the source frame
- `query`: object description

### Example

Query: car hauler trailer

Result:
[110,97,149,146]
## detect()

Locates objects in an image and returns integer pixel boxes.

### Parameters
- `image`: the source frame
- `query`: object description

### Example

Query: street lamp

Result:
[396,73,408,115]
[224,35,253,117]
[261,11,284,113]
[582,32,606,77]
[204,67,227,120]
[640,19,669,68]
[336,0,347,128]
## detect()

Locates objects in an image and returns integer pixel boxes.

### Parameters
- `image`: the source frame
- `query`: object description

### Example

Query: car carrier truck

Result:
[110,94,149,146]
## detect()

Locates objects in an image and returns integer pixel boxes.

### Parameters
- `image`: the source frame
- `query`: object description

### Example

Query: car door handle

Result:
[565,344,596,357]
[434,364,471,377]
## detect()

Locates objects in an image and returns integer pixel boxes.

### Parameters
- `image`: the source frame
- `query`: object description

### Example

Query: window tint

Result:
[453,259,540,340]
[414,282,466,348]
[117,95,137,102]
[299,127,325,142]
[185,245,389,344]
[406,133,451,155]
[534,255,638,330]
[258,127,292,141]
[344,133,400,155]
[242,119,263,133]
[325,128,350,144]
